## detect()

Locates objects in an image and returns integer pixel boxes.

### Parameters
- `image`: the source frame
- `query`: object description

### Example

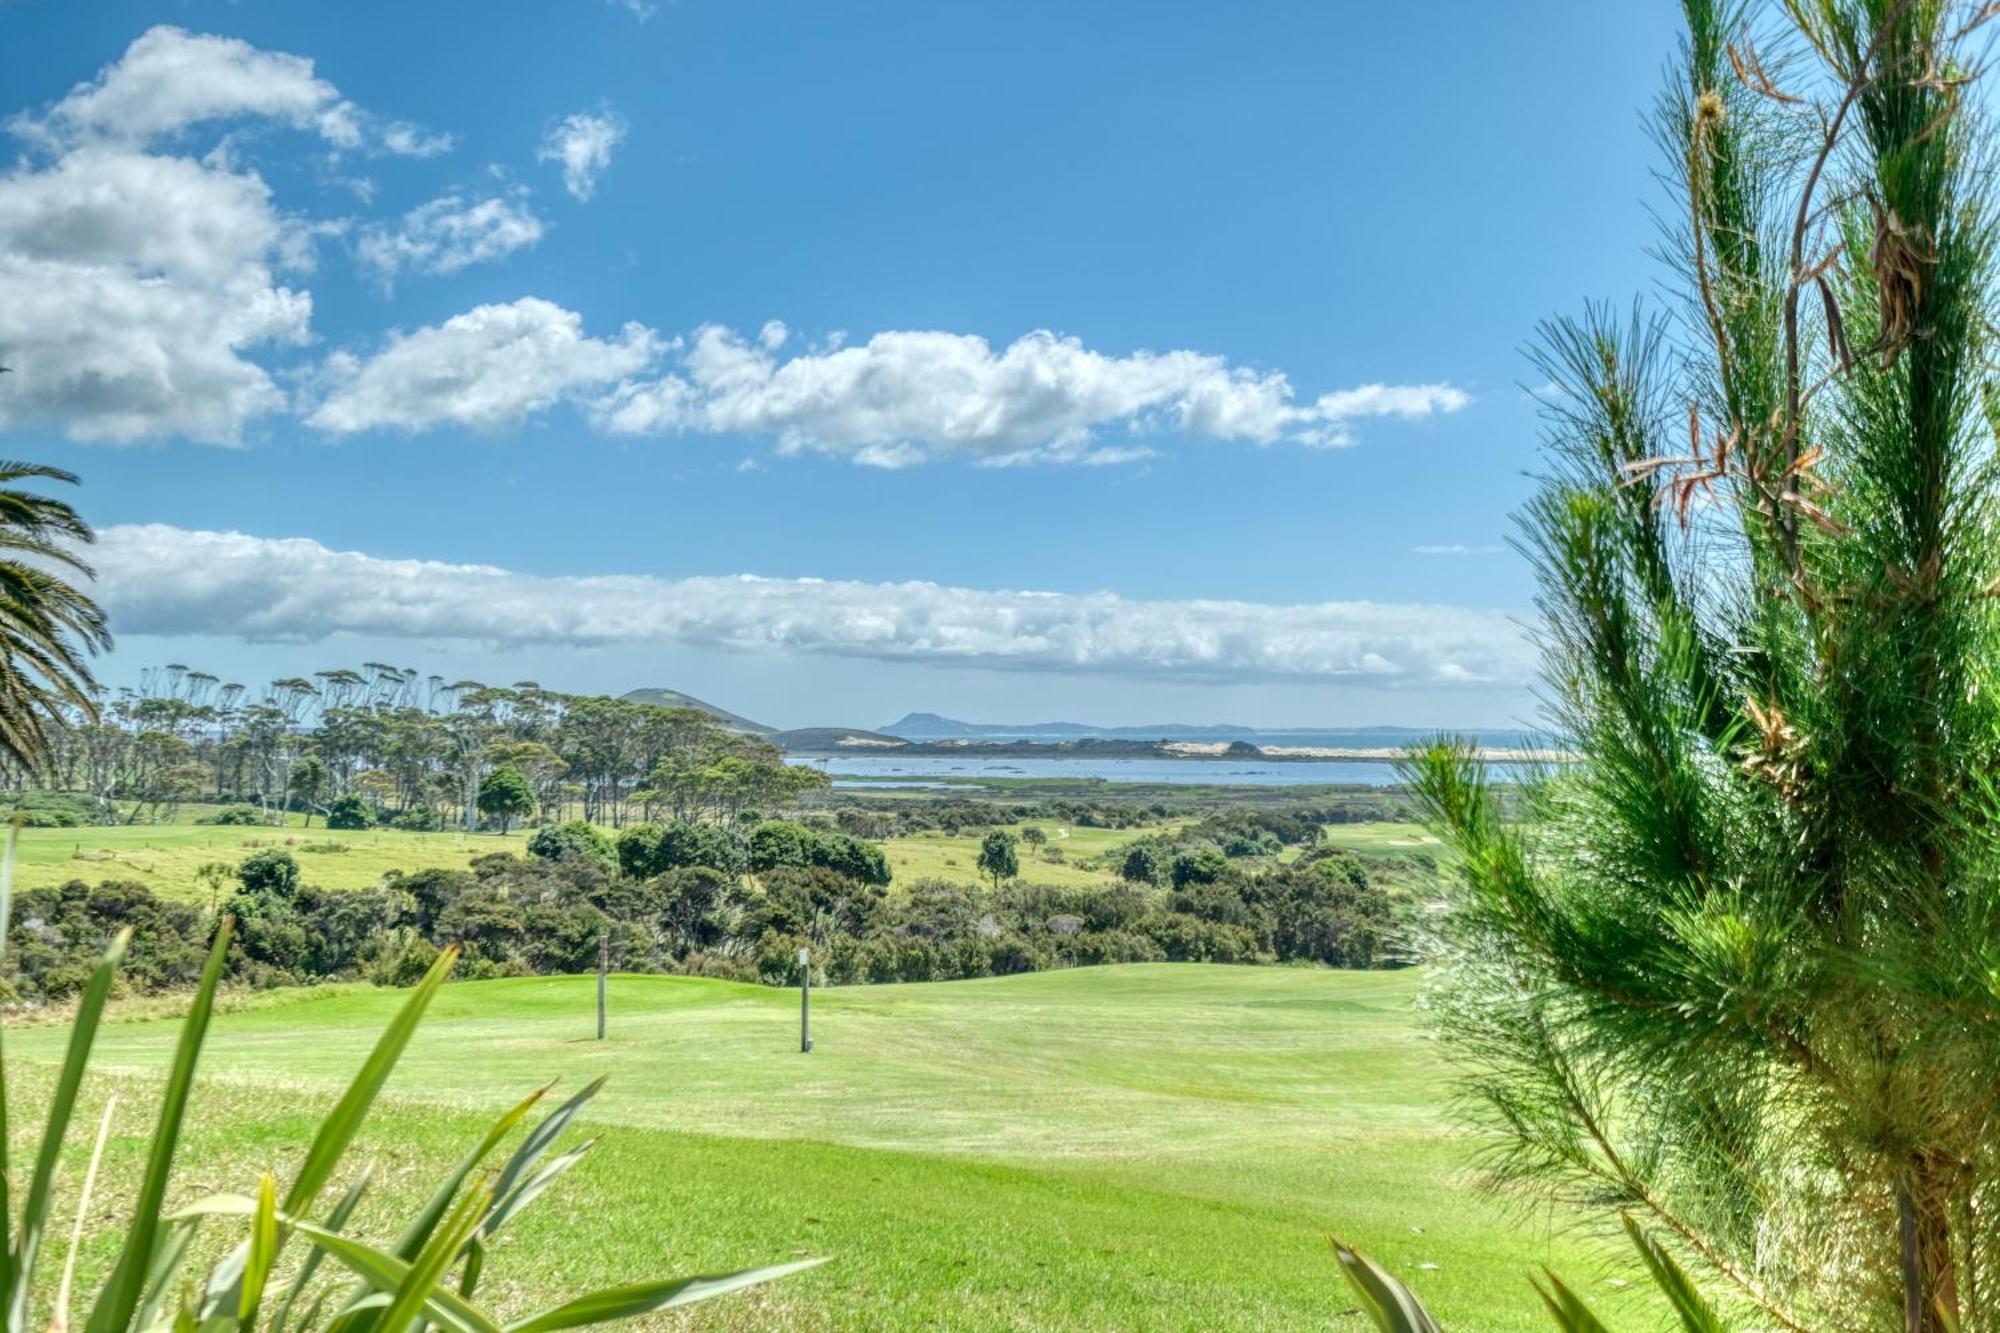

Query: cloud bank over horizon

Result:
[89,525,1534,688]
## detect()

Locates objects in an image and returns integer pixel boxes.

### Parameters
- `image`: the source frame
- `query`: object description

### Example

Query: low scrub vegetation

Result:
[2,820,1397,1002]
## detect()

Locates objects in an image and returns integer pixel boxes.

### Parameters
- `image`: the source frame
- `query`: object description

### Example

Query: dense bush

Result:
[616,820,747,878]
[747,820,891,884]
[528,818,618,869]
[323,793,372,829]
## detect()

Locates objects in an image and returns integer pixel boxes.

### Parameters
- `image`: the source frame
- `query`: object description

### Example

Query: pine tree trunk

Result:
[1899,1174,1958,1333]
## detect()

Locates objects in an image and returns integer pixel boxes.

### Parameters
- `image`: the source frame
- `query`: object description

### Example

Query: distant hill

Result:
[618,688,776,736]
[882,712,1259,740]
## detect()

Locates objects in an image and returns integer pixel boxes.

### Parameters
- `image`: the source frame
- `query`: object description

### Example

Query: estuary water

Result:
[798,755,1409,787]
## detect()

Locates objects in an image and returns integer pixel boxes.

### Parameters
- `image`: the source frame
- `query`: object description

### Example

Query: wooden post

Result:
[596,931,608,1040]
[799,947,812,1053]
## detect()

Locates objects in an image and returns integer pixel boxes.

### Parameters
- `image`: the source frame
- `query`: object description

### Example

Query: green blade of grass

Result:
[1531,1273,1613,1333]
[283,945,460,1219]
[132,1217,200,1333]
[455,1240,484,1303]
[83,915,234,1333]
[9,927,128,1331]
[480,1144,593,1240]
[373,1186,489,1333]
[1330,1241,1442,1333]
[271,1168,373,1333]
[483,1077,604,1230]
[238,1174,280,1330]
[286,1221,499,1333]
[501,1259,828,1333]
[397,1088,545,1261]
[1621,1216,1728,1333]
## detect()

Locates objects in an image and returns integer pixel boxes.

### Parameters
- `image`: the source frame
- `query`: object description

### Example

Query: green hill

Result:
[617,687,776,735]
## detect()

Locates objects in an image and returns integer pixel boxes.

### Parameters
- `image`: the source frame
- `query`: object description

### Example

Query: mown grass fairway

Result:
[9,966,1646,1329]
[1316,820,1437,852]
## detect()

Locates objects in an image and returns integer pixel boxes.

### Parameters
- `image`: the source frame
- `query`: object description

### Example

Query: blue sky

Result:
[0,1,1681,729]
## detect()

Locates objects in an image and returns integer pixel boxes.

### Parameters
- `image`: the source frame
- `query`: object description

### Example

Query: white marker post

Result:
[799,947,812,1053]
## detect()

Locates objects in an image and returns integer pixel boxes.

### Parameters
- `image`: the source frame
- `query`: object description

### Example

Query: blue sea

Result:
[792,729,1538,788]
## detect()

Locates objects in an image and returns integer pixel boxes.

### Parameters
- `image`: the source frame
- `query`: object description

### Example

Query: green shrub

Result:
[238,848,301,898]
[527,819,616,870]
[323,793,372,829]
[615,821,745,879]
[1168,848,1228,889]
[198,803,269,827]
[2,790,106,827]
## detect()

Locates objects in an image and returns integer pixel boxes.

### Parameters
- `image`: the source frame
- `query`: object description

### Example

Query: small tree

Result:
[477,763,535,834]
[977,829,1018,889]
[236,848,299,900]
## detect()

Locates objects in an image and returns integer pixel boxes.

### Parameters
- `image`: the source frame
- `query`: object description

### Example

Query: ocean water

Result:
[796,752,1535,789]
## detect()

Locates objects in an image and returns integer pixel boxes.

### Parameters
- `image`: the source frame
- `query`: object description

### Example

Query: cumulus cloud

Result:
[356,191,545,286]
[307,297,660,433]
[1413,544,1505,556]
[9,26,443,155]
[0,146,312,443]
[598,325,1470,466]
[92,525,1534,686]
[538,109,626,200]
[0,26,466,443]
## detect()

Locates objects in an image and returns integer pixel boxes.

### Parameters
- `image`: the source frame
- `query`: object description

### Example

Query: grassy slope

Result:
[878,821,1169,888]
[18,818,1182,897]
[16,811,1436,900]
[11,819,499,896]
[10,966,1647,1329]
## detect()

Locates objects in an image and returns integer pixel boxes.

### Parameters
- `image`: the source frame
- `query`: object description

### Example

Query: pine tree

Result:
[1408,2,2000,1326]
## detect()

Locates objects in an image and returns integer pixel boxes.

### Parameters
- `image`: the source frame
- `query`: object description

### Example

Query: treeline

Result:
[8,663,825,830]
[3,823,1398,1003]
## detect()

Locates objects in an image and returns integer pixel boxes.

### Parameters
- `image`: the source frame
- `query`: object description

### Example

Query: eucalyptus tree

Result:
[1407,1,2000,1327]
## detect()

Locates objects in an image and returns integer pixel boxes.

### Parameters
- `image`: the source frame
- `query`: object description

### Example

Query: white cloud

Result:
[0,27,471,443]
[307,297,661,433]
[356,191,545,286]
[598,325,1469,466]
[607,0,657,18]
[92,525,1535,687]
[538,110,626,201]
[0,146,311,443]
[1413,544,1505,556]
[10,26,441,155]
